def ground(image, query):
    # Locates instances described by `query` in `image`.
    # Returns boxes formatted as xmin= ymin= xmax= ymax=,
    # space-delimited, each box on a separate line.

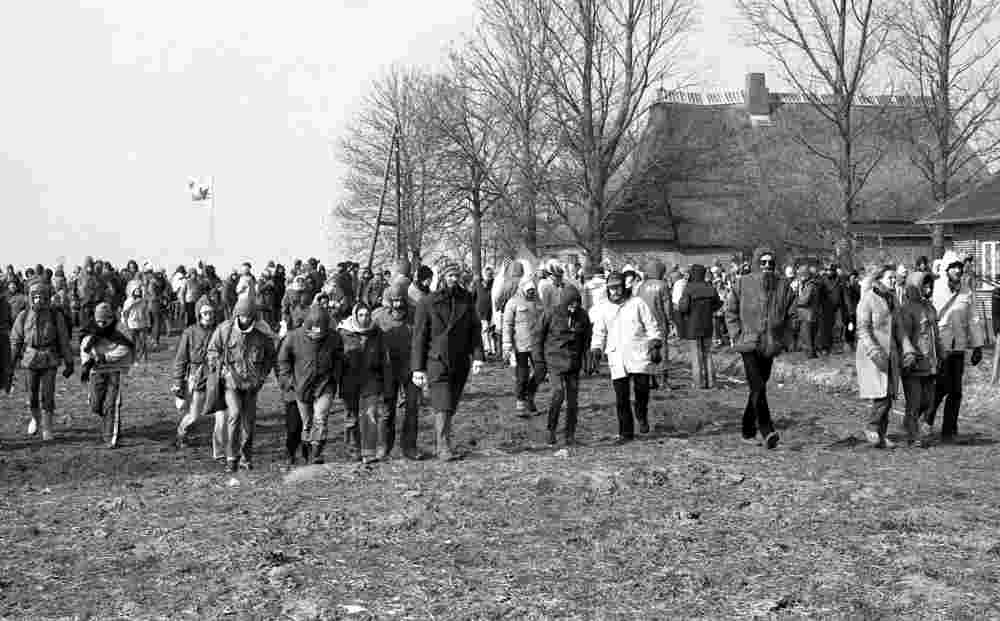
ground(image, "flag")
xmin=187 ymin=177 xmax=213 ymax=203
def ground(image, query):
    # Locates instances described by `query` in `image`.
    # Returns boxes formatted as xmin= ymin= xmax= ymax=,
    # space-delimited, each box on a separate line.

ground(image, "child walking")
xmin=121 ymin=280 xmax=151 ymax=363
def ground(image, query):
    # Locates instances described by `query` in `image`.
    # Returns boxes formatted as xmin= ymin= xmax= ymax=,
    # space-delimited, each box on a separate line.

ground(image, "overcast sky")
xmin=1 ymin=1 xmax=773 ymax=271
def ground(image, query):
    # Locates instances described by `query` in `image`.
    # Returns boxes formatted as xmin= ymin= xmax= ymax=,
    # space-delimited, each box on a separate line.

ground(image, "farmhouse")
xmin=541 ymin=73 xmax=963 ymax=269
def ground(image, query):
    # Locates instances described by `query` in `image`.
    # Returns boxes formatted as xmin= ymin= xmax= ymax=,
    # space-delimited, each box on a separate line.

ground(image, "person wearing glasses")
xmin=724 ymin=246 xmax=796 ymax=449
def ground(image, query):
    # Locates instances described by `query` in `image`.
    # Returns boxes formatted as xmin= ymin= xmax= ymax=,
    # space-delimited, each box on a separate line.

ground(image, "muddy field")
xmin=2 ymin=337 xmax=999 ymax=619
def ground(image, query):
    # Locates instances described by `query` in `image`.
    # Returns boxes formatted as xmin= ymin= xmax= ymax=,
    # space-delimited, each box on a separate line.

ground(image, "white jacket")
xmin=590 ymin=296 xmax=663 ymax=380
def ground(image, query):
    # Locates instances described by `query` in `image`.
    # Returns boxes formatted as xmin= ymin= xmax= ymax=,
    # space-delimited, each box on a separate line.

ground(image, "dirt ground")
xmin=2 ymin=337 xmax=1000 ymax=620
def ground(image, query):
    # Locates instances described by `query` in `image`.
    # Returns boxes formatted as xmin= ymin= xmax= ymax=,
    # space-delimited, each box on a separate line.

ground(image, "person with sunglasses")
xmin=724 ymin=246 xmax=796 ymax=449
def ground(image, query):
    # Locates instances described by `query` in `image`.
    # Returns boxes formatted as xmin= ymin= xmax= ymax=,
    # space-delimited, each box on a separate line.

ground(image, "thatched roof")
xmin=916 ymin=174 xmax=1000 ymax=225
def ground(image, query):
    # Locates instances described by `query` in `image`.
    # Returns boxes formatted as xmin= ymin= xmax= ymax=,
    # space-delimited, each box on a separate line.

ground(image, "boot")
xmin=311 ymin=441 xmax=325 ymax=464
xmin=301 ymin=442 xmax=311 ymax=463
xmin=546 ymin=429 xmax=557 ymax=446
xmin=565 ymin=407 xmax=578 ymax=446
xmin=344 ymin=428 xmax=360 ymax=461
xmin=41 ymin=411 xmax=54 ymax=442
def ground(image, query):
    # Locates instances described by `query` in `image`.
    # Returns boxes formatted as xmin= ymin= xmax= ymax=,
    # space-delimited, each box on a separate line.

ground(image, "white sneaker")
xmin=27 ymin=417 xmax=37 ymax=436
xmin=864 ymin=430 xmax=881 ymax=446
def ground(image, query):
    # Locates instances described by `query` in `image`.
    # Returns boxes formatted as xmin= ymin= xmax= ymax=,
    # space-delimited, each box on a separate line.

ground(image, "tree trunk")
xmin=470 ymin=186 xmax=483 ymax=278
xmin=932 ymin=223 xmax=945 ymax=259
xmin=519 ymin=125 xmax=537 ymax=255
xmin=585 ymin=193 xmax=603 ymax=270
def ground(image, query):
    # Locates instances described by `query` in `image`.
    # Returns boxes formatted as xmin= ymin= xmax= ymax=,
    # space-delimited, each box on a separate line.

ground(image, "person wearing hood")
xmin=678 ymin=264 xmax=723 ymax=389
xmin=373 ymin=276 xmax=421 ymax=459
xmin=172 ymin=298 xmax=227 ymax=456
xmin=724 ymin=246 xmax=796 ymax=450
xmin=636 ymin=260 xmax=673 ymax=389
xmin=79 ymin=302 xmax=135 ymax=447
xmin=281 ymin=277 xmax=312 ymax=336
xmin=533 ymin=285 xmax=590 ymax=446
xmin=10 ymin=281 xmax=74 ymax=440
xmin=339 ymin=302 xmax=389 ymax=463
xmin=927 ymin=258 xmax=984 ymax=442
xmin=539 ymin=260 xmax=571 ymax=310
xmin=590 ymin=271 xmax=663 ymax=443
xmin=121 ymin=280 xmax=152 ymax=363
xmin=76 ymin=256 xmax=102 ymax=328
xmin=278 ymin=305 xmax=343 ymax=465
xmin=897 ymin=271 xmax=942 ymax=445
xmin=856 ymin=265 xmax=904 ymax=448
xmin=411 ymin=260 xmax=486 ymax=461
xmin=503 ymin=276 xmax=545 ymax=415
xmin=206 ymin=296 xmax=277 ymax=472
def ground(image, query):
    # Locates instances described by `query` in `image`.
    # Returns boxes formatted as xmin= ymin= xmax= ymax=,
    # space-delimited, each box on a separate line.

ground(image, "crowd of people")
xmin=0 ymin=246 xmax=992 ymax=472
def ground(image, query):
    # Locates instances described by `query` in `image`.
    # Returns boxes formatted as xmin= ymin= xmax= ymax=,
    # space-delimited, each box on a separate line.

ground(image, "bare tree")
xmin=530 ymin=0 xmax=698 ymax=267
xmin=737 ymin=0 xmax=894 ymax=265
xmin=334 ymin=66 xmax=466 ymax=269
xmin=891 ymin=0 xmax=1000 ymax=256
xmin=423 ymin=56 xmax=512 ymax=276
xmin=464 ymin=0 xmax=563 ymax=255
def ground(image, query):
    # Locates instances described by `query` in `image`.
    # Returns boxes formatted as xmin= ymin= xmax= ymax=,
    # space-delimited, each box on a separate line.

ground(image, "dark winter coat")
xmin=372 ymin=304 xmax=413 ymax=376
xmin=411 ymin=285 xmax=484 ymax=382
xmin=206 ymin=319 xmax=276 ymax=392
xmin=339 ymin=314 xmax=387 ymax=399
xmin=172 ymin=323 xmax=215 ymax=391
xmin=724 ymin=247 xmax=796 ymax=357
xmin=897 ymin=272 xmax=941 ymax=377
xmin=475 ymin=279 xmax=494 ymax=322
xmin=532 ymin=290 xmax=591 ymax=375
xmin=677 ymin=264 xmax=722 ymax=339
xmin=277 ymin=327 xmax=343 ymax=402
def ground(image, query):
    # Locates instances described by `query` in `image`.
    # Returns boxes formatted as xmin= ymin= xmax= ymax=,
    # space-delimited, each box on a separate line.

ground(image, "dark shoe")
xmin=239 ymin=460 xmax=253 ymax=471
xmin=764 ymin=431 xmax=780 ymax=450
xmin=613 ymin=435 xmax=634 ymax=446
xmin=546 ymin=430 xmax=557 ymax=446
xmin=286 ymin=454 xmax=298 ymax=466
xmin=402 ymin=450 xmax=424 ymax=461
xmin=226 ymin=459 xmax=238 ymax=473
xmin=301 ymin=443 xmax=311 ymax=463
xmin=564 ymin=433 xmax=577 ymax=446
xmin=175 ymin=434 xmax=189 ymax=450
xmin=311 ymin=441 xmax=325 ymax=465
xmin=638 ymin=419 xmax=650 ymax=434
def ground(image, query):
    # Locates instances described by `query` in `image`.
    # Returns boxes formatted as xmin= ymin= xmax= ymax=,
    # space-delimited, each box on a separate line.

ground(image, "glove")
xmin=648 ymin=340 xmax=663 ymax=365
xmin=971 ymin=347 xmax=983 ymax=366
xmin=412 ymin=371 xmax=427 ymax=388
xmin=62 ymin=362 xmax=74 ymax=379
xmin=901 ymin=352 xmax=918 ymax=372
xmin=472 ymin=360 xmax=484 ymax=375
xmin=170 ymin=384 xmax=185 ymax=399
xmin=870 ymin=349 xmax=889 ymax=373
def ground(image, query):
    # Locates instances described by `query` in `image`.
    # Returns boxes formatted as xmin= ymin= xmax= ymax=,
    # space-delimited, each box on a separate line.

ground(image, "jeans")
xmin=225 ymin=388 xmax=259 ymax=465
xmin=689 ymin=338 xmax=715 ymax=389
xmin=297 ymin=390 xmax=335 ymax=444
xmin=383 ymin=368 xmax=421 ymax=456
xmin=177 ymin=385 xmax=228 ymax=459
xmin=90 ymin=371 xmax=123 ymax=445
xmin=901 ymin=375 xmax=935 ymax=439
xmin=740 ymin=351 xmax=775 ymax=439
xmin=931 ymin=352 xmax=965 ymax=437
xmin=547 ymin=373 xmax=580 ymax=435
xmin=612 ymin=373 xmax=650 ymax=438
xmin=798 ymin=320 xmax=817 ymax=355
xmin=27 ymin=367 xmax=57 ymax=412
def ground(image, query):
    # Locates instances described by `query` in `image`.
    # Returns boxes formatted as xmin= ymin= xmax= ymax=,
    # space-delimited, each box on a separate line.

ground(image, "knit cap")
xmin=439 ymin=261 xmax=461 ymax=278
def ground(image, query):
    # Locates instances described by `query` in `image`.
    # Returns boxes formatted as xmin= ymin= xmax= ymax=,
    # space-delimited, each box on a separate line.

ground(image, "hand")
xmin=412 ymin=371 xmax=427 ymax=388
xmin=472 ymin=360 xmax=484 ymax=375
xmin=62 ymin=363 xmax=74 ymax=379
xmin=901 ymin=352 xmax=917 ymax=372
xmin=170 ymin=384 xmax=185 ymax=399
xmin=971 ymin=347 xmax=983 ymax=366
xmin=649 ymin=344 xmax=663 ymax=365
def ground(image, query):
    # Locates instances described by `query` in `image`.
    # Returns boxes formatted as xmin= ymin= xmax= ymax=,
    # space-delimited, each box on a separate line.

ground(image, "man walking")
xmin=411 ymin=260 xmax=485 ymax=461
xmin=724 ymin=246 xmax=796 ymax=449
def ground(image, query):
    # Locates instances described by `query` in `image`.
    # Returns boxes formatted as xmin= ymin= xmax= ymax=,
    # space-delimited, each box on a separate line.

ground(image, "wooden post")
xmin=367 ymin=125 xmax=399 ymax=275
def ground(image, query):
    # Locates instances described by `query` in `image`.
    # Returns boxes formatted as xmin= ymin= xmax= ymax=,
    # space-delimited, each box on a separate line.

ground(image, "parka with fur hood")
xmin=896 ymin=271 xmax=941 ymax=376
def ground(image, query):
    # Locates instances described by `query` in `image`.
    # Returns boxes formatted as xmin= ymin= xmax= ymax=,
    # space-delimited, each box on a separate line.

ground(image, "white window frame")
xmin=982 ymin=241 xmax=997 ymax=279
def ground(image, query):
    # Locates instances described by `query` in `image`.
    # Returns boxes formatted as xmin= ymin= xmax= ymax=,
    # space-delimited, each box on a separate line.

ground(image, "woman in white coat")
xmin=855 ymin=265 xmax=903 ymax=448
xmin=590 ymin=272 xmax=664 ymax=443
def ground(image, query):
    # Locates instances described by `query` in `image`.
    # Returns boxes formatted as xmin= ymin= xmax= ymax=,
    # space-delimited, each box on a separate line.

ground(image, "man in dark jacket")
xmin=817 ymin=264 xmax=845 ymax=355
xmin=635 ymin=259 xmax=673 ymax=389
xmin=373 ymin=277 xmax=421 ymax=459
xmin=411 ymin=260 xmax=485 ymax=461
xmin=533 ymin=286 xmax=590 ymax=446
xmin=724 ymin=246 xmax=796 ymax=449
xmin=795 ymin=265 xmax=819 ymax=357
xmin=678 ymin=264 xmax=722 ymax=389
xmin=172 ymin=298 xmax=225 ymax=455
xmin=475 ymin=267 xmax=496 ymax=359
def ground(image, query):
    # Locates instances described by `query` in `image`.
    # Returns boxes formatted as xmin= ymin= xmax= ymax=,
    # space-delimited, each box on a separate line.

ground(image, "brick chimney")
xmin=745 ymin=72 xmax=769 ymax=116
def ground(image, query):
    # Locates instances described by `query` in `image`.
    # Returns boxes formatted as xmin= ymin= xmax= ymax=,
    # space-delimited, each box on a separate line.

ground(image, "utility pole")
xmin=367 ymin=124 xmax=400 ymax=274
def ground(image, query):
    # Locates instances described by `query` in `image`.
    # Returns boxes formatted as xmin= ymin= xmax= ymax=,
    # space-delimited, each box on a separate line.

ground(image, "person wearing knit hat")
xmin=372 ymin=276 xmax=421 ymax=459
xmin=590 ymin=270 xmax=664 ymax=443
xmin=534 ymin=284 xmax=590 ymax=446
xmin=278 ymin=305 xmax=343 ymax=465
xmin=78 ymin=302 xmax=135 ymax=448
xmin=10 ymin=279 xmax=74 ymax=441
xmin=206 ymin=293 xmax=277 ymax=472
xmin=411 ymin=259 xmax=486 ymax=461
xmin=171 ymin=297 xmax=228 ymax=456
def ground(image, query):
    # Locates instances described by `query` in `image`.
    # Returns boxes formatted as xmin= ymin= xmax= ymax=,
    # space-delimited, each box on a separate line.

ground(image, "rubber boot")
xmin=311 ymin=441 xmax=325 ymax=465
xmin=301 ymin=442 xmax=311 ymax=464
xmin=41 ymin=410 xmax=54 ymax=442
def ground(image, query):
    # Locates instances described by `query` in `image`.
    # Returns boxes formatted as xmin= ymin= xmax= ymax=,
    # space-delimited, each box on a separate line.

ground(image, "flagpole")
xmin=209 ymin=175 xmax=216 ymax=256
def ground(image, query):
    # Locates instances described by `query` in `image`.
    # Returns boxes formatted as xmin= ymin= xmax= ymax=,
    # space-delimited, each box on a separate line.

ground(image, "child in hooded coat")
xmin=338 ymin=303 xmax=389 ymax=463
xmin=172 ymin=297 xmax=227 ymax=457
xmin=277 ymin=305 xmax=343 ymax=465
xmin=533 ymin=285 xmax=590 ymax=446
xmin=80 ymin=302 xmax=135 ymax=448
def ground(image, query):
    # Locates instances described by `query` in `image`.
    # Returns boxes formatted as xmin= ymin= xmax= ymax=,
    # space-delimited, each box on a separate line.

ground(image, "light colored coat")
xmin=855 ymin=282 xmax=901 ymax=400
xmin=934 ymin=285 xmax=984 ymax=354
xmin=502 ymin=291 xmax=543 ymax=354
xmin=590 ymin=296 xmax=663 ymax=380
